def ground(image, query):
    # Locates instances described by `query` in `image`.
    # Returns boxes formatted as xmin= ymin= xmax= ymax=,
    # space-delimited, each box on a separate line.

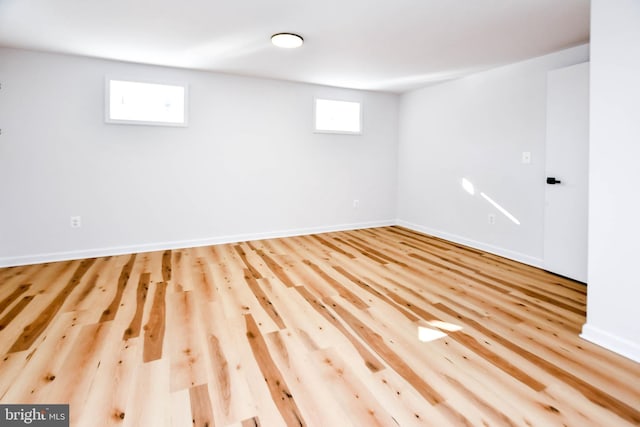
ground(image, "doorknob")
xmin=546 ymin=177 xmax=562 ymax=185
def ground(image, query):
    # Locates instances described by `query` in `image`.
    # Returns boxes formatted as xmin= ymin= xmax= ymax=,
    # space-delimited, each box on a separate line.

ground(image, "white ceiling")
xmin=0 ymin=0 xmax=590 ymax=93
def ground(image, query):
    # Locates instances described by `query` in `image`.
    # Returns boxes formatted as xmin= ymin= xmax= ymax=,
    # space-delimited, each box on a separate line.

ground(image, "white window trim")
xmin=105 ymin=77 xmax=189 ymax=127
xmin=313 ymin=97 xmax=363 ymax=135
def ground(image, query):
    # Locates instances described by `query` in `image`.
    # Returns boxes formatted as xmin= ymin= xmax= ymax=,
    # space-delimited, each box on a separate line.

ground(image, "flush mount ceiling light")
xmin=271 ymin=33 xmax=304 ymax=49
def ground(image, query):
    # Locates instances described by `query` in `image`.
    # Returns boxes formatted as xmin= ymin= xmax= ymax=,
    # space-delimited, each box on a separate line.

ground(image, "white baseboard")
xmin=0 ymin=219 xmax=545 ymax=271
xmin=396 ymin=220 xmax=544 ymax=268
xmin=580 ymin=324 xmax=640 ymax=363
xmin=0 ymin=219 xmax=395 ymax=267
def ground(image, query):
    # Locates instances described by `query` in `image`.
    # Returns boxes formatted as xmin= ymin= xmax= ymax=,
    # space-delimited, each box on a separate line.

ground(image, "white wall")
xmin=397 ymin=45 xmax=589 ymax=266
xmin=581 ymin=0 xmax=640 ymax=362
xmin=0 ymin=48 xmax=398 ymax=266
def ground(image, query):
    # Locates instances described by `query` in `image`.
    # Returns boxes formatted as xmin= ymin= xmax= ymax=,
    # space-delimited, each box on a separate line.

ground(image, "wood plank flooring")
xmin=0 ymin=226 xmax=639 ymax=426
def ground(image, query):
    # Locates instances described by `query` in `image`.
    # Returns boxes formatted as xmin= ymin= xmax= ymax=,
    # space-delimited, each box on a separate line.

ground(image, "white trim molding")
xmin=581 ymin=323 xmax=640 ymax=363
xmin=0 ymin=220 xmax=395 ymax=268
xmin=396 ymin=220 xmax=544 ymax=269
xmin=0 ymin=219 xmax=547 ymax=271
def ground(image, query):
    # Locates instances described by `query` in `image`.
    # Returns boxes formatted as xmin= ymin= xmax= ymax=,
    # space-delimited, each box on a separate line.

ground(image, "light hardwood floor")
xmin=0 ymin=226 xmax=638 ymax=426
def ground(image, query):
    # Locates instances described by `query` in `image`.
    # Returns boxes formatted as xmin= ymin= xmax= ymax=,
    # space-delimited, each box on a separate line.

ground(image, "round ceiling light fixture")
xmin=271 ymin=33 xmax=304 ymax=49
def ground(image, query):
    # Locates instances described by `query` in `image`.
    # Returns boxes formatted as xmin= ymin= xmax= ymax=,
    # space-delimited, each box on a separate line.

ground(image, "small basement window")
xmin=314 ymin=98 xmax=362 ymax=134
xmin=106 ymin=79 xmax=188 ymax=126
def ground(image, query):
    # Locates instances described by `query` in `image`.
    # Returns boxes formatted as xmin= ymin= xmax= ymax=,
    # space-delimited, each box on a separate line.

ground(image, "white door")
xmin=543 ymin=62 xmax=589 ymax=283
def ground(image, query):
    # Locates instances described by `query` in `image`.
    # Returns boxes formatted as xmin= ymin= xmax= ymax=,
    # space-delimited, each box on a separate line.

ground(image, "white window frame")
xmin=105 ymin=77 xmax=189 ymax=127
xmin=313 ymin=98 xmax=362 ymax=135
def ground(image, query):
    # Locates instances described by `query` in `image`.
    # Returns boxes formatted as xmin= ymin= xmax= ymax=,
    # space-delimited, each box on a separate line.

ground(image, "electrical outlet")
xmin=353 ymin=199 xmax=360 ymax=209
xmin=70 ymin=216 xmax=82 ymax=228
xmin=488 ymin=214 xmax=496 ymax=225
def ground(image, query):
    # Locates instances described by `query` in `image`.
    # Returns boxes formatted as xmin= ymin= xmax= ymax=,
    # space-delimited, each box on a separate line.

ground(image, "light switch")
xmin=522 ymin=151 xmax=531 ymax=164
